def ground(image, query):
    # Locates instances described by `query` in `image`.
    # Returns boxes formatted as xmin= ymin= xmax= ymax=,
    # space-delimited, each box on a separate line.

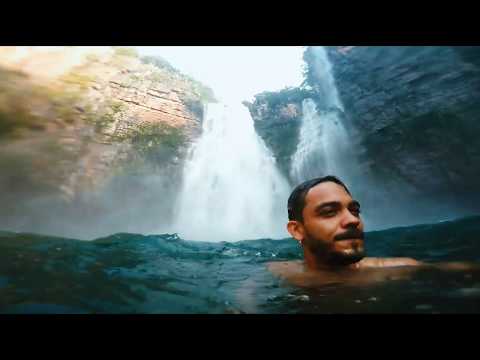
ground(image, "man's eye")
xmin=322 ymin=210 xmax=337 ymax=217
xmin=350 ymin=209 xmax=361 ymax=216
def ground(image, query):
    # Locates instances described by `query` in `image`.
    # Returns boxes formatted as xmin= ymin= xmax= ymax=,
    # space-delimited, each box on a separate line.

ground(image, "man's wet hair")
xmin=287 ymin=175 xmax=351 ymax=222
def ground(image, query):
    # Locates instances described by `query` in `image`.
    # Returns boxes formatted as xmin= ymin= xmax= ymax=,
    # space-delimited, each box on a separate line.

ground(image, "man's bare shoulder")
xmin=267 ymin=257 xmax=422 ymax=274
xmin=267 ymin=260 xmax=327 ymax=287
xmin=267 ymin=260 xmax=304 ymax=277
xmin=357 ymin=257 xmax=422 ymax=268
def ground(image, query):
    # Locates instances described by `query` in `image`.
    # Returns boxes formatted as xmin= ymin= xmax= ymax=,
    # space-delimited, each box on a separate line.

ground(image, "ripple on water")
xmin=0 ymin=276 xmax=9 ymax=288
xmin=1 ymin=303 xmax=89 ymax=314
xmin=456 ymin=286 xmax=480 ymax=297
xmin=1 ymin=214 xmax=480 ymax=313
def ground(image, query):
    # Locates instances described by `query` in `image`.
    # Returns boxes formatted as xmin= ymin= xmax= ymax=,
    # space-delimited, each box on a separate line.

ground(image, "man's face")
xmin=297 ymin=182 xmax=365 ymax=266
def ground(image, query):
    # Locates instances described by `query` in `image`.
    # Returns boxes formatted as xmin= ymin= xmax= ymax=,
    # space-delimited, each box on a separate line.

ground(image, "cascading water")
xmin=290 ymin=46 xmax=353 ymax=184
xmin=174 ymin=102 xmax=290 ymax=242
xmin=308 ymin=47 xmax=344 ymax=112
xmin=290 ymin=99 xmax=351 ymax=183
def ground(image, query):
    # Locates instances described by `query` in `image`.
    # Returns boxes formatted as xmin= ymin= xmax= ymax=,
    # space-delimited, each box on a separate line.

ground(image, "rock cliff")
xmin=322 ymin=46 xmax=480 ymax=202
xmin=0 ymin=47 xmax=213 ymax=238
xmin=248 ymin=46 xmax=480 ymax=228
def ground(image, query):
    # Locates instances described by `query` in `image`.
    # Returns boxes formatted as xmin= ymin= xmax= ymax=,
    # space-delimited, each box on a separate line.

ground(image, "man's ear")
xmin=287 ymin=221 xmax=305 ymax=245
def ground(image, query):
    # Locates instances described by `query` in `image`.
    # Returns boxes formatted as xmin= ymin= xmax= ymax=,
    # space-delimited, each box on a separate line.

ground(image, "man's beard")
xmin=325 ymin=248 xmax=365 ymax=266
xmin=304 ymin=228 xmax=366 ymax=267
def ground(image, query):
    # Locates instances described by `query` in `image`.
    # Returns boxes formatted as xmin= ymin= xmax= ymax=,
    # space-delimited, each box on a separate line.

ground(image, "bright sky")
xmin=134 ymin=46 xmax=305 ymax=103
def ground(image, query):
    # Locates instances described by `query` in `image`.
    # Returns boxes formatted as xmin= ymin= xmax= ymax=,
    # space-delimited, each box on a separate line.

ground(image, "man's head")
xmin=287 ymin=176 xmax=365 ymax=267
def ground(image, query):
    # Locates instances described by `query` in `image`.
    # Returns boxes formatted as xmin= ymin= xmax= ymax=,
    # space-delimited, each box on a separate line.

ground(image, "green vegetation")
xmin=186 ymin=75 xmax=216 ymax=103
xmin=113 ymin=47 xmax=139 ymax=58
xmin=110 ymin=100 xmax=126 ymax=114
xmin=141 ymin=55 xmax=178 ymax=73
xmin=60 ymin=71 xmax=96 ymax=91
xmin=0 ymin=69 xmax=72 ymax=137
xmin=0 ymin=106 xmax=43 ymax=138
xmin=141 ymin=55 xmax=216 ymax=103
xmin=86 ymin=53 xmax=101 ymax=63
xmin=0 ymin=66 xmax=104 ymax=139
xmin=253 ymin=86 xmax=312 ymax=109
xmin=145 ymin=71 xmax=167 ymax=84
xmin=128 ymin=73 xmax=142 ymax=83
xmin=49 ymin=86 xmax=89 ymax=125
xmin=115 ymin=122 xmax=187 ymax=169
xmin=90 ymin=100 xmax=126 ymax=133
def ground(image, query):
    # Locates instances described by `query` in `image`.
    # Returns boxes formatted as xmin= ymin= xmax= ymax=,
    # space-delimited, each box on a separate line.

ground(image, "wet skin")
xmin=267 ymin=259 xmax=480 ymax=289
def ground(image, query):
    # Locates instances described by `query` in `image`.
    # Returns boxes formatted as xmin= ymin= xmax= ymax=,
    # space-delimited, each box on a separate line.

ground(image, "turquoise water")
xmin=1 ymin=215 xmax=480 ymax=314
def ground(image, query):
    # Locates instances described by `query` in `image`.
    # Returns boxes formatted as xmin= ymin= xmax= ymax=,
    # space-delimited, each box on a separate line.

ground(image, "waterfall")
xmin=290 ymin=46 xmax=353 ymax=184
xmin=290 ymin=99 xmax=351 ymax=182
xmin=174 ymin=102 xmax=290 ymax=242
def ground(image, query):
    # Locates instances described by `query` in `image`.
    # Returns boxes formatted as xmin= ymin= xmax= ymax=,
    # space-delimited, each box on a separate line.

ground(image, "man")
xmin=268 ymin=175 xmax=477 ymax=287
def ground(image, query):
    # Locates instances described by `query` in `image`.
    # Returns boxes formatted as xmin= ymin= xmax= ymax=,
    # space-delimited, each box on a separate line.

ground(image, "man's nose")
xmin=341 ymin=209 xmax=361 ymax=228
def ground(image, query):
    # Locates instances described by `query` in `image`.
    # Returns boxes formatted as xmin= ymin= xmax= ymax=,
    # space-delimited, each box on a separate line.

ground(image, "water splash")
xmin=174 ymin=102 xmax=290 ymax=242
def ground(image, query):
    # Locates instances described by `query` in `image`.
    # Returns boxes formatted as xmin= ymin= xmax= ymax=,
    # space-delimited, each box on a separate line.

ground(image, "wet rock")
xmin=325 ymin=46 xmax=480 ymax=209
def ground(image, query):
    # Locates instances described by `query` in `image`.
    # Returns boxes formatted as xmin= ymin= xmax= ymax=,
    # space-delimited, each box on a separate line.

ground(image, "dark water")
xmin=1 ymin=215 xmax=480 ymax=314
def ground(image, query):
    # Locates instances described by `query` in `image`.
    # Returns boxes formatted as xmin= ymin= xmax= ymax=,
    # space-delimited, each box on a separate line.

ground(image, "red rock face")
xmin=0 ymin=47 xmax=206 ymax=197
xmin=0 ymin=47 xmax=210 ymax=237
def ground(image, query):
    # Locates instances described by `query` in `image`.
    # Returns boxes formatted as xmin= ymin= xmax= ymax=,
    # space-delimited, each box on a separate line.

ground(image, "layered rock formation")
xmin=244 ymin=87 xmax=312 ymax=176
xmin=0 ymin=47 xmax=213 ymax=238
xmin=322 ymin=46 xmax=480 ymax=201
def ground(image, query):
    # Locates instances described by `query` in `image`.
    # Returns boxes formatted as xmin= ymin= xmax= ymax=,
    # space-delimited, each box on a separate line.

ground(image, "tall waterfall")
xmin=174 ymin=102 xmax=290 ymax=242
xmin=290 ymin=46 xmax=353 ymax=184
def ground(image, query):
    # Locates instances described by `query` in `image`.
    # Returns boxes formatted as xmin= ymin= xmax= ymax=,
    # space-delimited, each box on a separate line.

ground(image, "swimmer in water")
xmin=268 ymin=176 xmax=480 ymax=288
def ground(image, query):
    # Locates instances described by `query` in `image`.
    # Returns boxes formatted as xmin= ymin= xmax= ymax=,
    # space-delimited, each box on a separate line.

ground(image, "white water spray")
xmin=174 ymin=102 xmax=290 ymax=242
xmin=308 ymin=46 xmax=344 ymax=111
xmin=290 ymin=47 xmax=352 ymax=184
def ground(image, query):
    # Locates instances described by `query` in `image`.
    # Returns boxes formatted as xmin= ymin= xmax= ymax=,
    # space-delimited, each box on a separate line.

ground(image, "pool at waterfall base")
xmin=1 ymin=215 xmax=480 ymax=314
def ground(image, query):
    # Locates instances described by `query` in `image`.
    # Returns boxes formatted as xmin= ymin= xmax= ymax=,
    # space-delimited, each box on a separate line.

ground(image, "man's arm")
xmin=377 ymin=257 xmax=480 ymax=271
xmin=424 ymin=261 xmax=480 ymax=272
xmin=361 ymin=257 xmax=423 ymax=268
